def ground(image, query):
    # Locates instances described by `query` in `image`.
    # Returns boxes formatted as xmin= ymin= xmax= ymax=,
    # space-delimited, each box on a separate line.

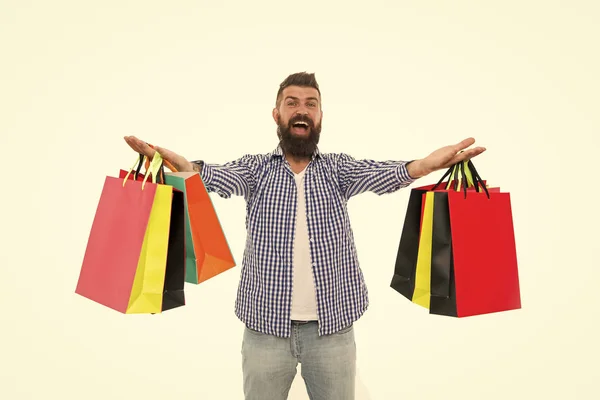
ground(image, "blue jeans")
xmin=241 ymin=321 xmax=356 ymax=400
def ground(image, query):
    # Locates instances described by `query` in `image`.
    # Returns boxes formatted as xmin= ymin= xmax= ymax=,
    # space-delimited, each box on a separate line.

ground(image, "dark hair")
xmin=275 ymin=72 xmax=321 ymax=108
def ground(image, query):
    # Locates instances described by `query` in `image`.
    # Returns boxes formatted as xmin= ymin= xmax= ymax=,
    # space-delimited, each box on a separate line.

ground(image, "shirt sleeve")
xmin=334 ymin=153 xmax=417 ymax=199
xmin=195 ymin=154 xmax=259 ymax=200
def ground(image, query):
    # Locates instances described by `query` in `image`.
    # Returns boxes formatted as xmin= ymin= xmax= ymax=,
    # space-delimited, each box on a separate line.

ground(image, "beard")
xmin=277 ymin=114 xmax=321 ymax=158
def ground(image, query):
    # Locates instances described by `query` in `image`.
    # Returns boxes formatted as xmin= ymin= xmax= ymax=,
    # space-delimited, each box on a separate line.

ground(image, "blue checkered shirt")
xmin=198 ymin=145 xmax=415 ymax=337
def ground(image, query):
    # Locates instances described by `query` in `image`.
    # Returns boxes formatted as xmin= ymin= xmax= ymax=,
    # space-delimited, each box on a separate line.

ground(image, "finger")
xmin=153 ymin=150 xmax=178 ymax=171
xmin=124 ymin=136 xmax=155 ymax=158
xmin=454 ymin=146 xmax=486 ymax=162
xmin=124 ymin=136 xmax=144 ymax=153
xmin=441 ymin=147 xmax=485 ymax=168
xmin=124 ymin=136 xmax=143 ymax=154
xmin=154 ymin=146 xmax=175 ymax=161
xmin=153 ymin=146 xmax=183 ymax=171
xmin=452 ymin=137 xmax=476 ymax=152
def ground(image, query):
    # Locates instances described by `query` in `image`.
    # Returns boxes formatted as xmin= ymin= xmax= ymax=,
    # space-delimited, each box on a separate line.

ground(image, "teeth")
xmin=294 ymin=121 xmax=309 ymax=126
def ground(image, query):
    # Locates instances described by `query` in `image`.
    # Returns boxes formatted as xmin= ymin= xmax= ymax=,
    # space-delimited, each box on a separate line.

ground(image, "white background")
xmin=1 ymin=1 xmax=598 ymax=399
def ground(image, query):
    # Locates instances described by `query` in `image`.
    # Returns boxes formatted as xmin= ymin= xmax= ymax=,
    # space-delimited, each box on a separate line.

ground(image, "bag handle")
xmin=443 ymin=159 xmax=474 ymax=191
xmin=466 ymin=159 xmax=490 ymax=198
xmin=143 ymin=143 xmax=178 ymax=173
xmin=431 ymin=157 xmax=490 ymax=199
xmin=142 ymin=151 xmax=166 ymax=189
xmin=133 ymin=153 xmax=144 ymax=180
xmin=122 ymin=154 xmax=146 ymax=186
xmin=122 ymin=152 xmax=166 ymax=189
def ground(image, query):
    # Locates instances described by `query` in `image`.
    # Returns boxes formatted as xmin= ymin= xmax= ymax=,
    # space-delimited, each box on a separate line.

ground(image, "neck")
xmin=285 ymin=153 xmax=310 ymax=173
xmin=285 ymin=153 xmax=310 ymax=163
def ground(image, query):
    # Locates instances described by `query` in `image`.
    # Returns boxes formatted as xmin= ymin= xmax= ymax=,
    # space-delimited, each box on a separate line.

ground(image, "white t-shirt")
xmin=290 ymin=167 xmax=318 ymax=321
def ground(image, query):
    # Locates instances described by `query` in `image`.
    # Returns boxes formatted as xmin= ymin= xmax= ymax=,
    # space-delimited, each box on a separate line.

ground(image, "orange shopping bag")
xmin=164 ymin=171 xmax=236 ymax=284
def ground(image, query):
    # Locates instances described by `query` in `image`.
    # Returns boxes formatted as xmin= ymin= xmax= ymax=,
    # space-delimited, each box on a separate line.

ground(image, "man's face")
xmin=273 ymin=85 xmax=323 ymax=158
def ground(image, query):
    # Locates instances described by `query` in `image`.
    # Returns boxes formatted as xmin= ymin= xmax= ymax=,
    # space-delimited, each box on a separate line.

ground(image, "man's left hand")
xmin=406 ymin=137 xmax=486 ymax=179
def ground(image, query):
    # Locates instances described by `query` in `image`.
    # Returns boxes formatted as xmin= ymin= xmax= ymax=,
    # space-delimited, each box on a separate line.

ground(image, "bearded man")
xmin=124 ymin=72 xmax=485 ymax=400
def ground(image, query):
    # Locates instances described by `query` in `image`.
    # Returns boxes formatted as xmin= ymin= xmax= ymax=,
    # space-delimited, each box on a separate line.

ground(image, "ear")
xmin=272 ymin=108 xmax=279 ymax=124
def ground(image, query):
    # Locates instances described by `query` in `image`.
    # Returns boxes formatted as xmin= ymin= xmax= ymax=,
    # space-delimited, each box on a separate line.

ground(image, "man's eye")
xmin=308 ymin=103 xmax=316 ymax=107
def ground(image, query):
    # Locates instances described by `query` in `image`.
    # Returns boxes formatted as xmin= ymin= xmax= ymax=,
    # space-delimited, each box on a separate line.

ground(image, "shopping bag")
xmin=391 ymin=159 xmax=520 ymax=317
xmin=391 ymin=160 xmax=471 ymax=301
xmin=164 ymin=172 xmax=236 ymax=284
xmin=428 ymin=163 xmax=521 ymax=317
xmin=160 ymin=188 xmax=186 ymax=311
xmin=409 ymin=191 xmax=435 ymax=308
xmin=76 ymin=153 xmax=186 ymax=313
xmin=119 ymin=154 xmax=187 ymax=310
xmin=390 ymin=184 xmax=432 ymax=300
xmin=406 ymin=163 xmax=487 ymax=308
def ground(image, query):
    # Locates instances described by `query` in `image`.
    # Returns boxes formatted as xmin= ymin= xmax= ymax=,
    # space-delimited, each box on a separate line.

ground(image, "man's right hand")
xmin=124 ymin=135 xmax=196 ymax=172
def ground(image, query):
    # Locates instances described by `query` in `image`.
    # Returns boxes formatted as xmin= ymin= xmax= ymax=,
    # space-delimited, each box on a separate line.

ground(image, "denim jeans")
xmin=241 ymin=321 xmax=356 ymax=400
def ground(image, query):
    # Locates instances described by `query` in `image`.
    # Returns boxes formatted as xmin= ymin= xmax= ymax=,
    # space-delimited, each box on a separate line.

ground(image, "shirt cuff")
xmin=397 ymin=161 xmax=417 ymax=184
xmin=192 ymin=160 xmax=212 ymax=185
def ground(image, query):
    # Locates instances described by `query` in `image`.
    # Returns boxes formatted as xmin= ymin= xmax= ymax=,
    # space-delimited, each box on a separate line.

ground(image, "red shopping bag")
xmin=430 ymin=160 xmax=521 ymax=317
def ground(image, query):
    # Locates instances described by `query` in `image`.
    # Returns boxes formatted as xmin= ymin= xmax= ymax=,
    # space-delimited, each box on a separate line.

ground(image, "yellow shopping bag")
xmin=412 ymin=191 xmax=434 ymax=308
xmin=124 ymin=153 xmax=174 ymax=313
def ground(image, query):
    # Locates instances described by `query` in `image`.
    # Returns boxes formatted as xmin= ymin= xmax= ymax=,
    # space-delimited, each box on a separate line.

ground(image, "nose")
xmin=296 ymin=110 xmax=308 ymax=115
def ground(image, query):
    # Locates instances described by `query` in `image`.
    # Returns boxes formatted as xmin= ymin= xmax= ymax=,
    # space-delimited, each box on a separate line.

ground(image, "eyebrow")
xmin=285 ymin=96 xmax=319 ymax=103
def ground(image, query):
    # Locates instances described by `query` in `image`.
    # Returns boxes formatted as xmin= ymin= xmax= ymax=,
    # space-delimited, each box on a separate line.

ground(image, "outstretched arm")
xmin=336 ymin=155 xmax=415 ymax=199
xmin=337 ymin=137 xmax=486 ymax=199
xmin=123 ymin=135 xmax=257 ymax=200
xmin=191 ymin=156 xmax=258 ymax=200
xmin=404 ymin=137 xmax=486 ymax=179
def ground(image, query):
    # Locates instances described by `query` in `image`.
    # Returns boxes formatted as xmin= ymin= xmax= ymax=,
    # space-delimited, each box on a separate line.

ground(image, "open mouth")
xmin=291 ymin=120 xmax=310 ymax=134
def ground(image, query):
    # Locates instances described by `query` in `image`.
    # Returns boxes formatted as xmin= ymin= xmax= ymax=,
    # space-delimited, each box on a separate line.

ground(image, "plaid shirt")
xmin=198 ymin=145 xmax=415 ymax=337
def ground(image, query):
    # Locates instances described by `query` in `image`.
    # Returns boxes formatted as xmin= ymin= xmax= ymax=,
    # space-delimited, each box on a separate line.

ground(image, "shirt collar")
xmin=271 ymin=144 xmax=322 ymax=160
